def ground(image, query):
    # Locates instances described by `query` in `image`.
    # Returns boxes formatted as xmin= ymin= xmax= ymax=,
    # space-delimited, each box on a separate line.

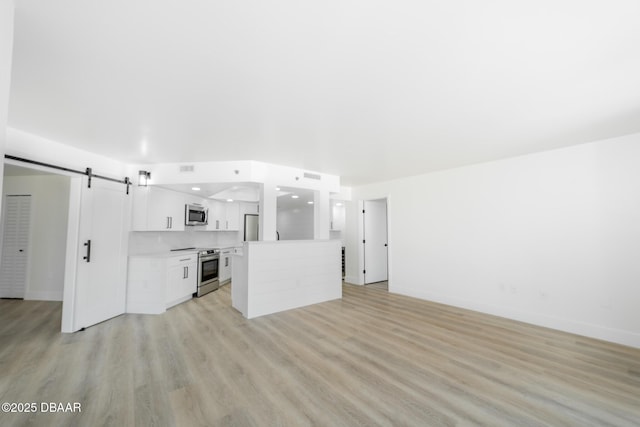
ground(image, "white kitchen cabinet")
xmin=206 ymin=200 xmax=240 ymax=231
xmin=166 ymin=254 xmax=198 ymax=308
xmin=132 ymin=186 xmax=187 ymax=231
xmin=148 ymin=188 xmax=186 ymax=231
xmin=225 ymin=202 xmax=240 ymax=231
xmin=126 ymin=252 xmax=198 ymax=314
xmin=219 ymin=249 xmax=233 ymax=285
xmin=206 ymin=199 xmax=225 ymax=230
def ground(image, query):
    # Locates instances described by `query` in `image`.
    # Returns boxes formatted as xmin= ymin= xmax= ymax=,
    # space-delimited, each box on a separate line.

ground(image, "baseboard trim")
xmin=393 ymin=286 xmax=640 ymax=350
xmin=344 ymin=276 xmax=362 ymax=285
xmin=0 ymin=286 xmax=17 ymax=298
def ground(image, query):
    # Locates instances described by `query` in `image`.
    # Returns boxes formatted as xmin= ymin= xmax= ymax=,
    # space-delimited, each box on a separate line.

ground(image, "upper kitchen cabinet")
xmin=206 ymin=200 xmax=240 ymax=231
xmin=225 ymin=202 xmax=240 ymax=230
xmin=206 ymin=199 xmax=224 ymax=230
xmin=132 ymin=186 xmax=188 ymax=231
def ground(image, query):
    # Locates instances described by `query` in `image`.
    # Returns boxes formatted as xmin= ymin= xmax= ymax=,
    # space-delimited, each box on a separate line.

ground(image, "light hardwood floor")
xmin=1 ymin=283 xmax=640 ymax=426
xmin=365 ymin=281 xmax=388 ymax=291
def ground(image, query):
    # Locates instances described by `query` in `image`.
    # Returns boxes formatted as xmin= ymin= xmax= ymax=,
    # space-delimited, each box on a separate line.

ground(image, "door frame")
xmin=351 ymin=197 xmax=392 ymax=288
xmin=61 ymin=176 xmax=82 ymax=332
xmin=363 ymin=198 xmax=389 ymax=285
xmin=4 ymin=160 xmax=93 ymax=332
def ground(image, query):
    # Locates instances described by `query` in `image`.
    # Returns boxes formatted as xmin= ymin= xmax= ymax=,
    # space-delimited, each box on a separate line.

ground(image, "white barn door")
xmin=74 ymin=178 xmax=130 ymax=329
xmin=0 ymin=195 xmax=32 ymax=298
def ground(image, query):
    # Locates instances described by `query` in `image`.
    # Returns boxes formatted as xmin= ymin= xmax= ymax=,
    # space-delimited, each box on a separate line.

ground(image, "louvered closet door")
xmin=0 ymin=195 xmax=32 ymax=298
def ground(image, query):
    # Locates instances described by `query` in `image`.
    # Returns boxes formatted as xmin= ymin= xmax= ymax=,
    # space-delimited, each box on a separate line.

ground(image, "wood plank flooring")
xmin=1 ymin=283 xmax=640 ymax=426
xmin=364 ymin=281 xmax=388 ymax=291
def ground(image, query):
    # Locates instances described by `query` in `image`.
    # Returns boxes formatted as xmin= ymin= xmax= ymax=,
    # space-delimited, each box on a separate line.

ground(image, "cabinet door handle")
xmin=83 ymin=240 xmax=91 ymax=263
xmin=170 ymin=217 xmax=173 ymax=229
xmin=166 ymin=217 xmax=170 ymax=229
xmin=183 ymin=266 xmax=187 ymax=279
xmin=226 ymin=220 xmax=229 ymax=229
xmin=216 ymin=220 xmax=219 ymax=230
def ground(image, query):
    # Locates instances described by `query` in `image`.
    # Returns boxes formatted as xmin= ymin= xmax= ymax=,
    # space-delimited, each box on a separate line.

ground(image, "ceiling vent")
xmin=303 ymin=172 xmax=321 ymax=180
xmin=179 ymin=165 xmax=194 ymax=173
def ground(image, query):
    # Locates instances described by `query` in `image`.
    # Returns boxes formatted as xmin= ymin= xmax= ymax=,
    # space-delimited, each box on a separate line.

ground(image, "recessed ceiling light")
xmin=275 ymin=187 xmax=281 ymax=191
xmin=336 ymin=202 xmax=343 ymax=206
xmin=226 ymin=198 xmax=234 ymax=202
xmin=192 ymin=187 xmax=201 ymax=191
xmin=307 ymin=201 xmax=314 ymax=205
xmin=291 ymin=195 xmax=299 ymax=199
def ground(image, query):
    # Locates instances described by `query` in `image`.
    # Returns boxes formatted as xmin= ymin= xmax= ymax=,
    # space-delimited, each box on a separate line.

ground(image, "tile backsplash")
xmin=129 ymin=230 xmax=241 ymax=255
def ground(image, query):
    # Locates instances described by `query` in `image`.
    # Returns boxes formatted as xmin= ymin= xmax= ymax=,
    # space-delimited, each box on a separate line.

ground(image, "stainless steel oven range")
xmin=197 ymin=248 xmax=220 ymax=297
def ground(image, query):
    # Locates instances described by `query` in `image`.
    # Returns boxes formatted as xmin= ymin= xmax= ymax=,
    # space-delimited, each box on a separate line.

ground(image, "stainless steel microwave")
xmin=185 ymin=204 xmax=208 ymax=226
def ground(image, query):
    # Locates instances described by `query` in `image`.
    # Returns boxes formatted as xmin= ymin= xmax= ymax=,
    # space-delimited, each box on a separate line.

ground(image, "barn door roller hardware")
xmin=4 ymin=155 xmax=131 ymax=193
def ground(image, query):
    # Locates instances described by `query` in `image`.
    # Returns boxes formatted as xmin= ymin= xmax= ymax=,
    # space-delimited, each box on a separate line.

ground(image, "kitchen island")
xmin=231 ymin=240 xmax=342 ymax=319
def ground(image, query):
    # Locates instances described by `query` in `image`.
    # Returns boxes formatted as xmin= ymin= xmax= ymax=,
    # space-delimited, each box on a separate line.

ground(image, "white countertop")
xmin=129 ymin=246 xmax=242 ymax=259
xmin=129 ymin=249 xmax=200 ymax=259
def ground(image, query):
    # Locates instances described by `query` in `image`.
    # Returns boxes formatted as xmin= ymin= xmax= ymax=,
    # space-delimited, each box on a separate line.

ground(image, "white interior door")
xmin=74 ymin=178 xmax=130 ymax=329
xmin=363 ymin=199 xmax=388 ymax=284
xmin=0 ymin=195 xmax=32 ymax=298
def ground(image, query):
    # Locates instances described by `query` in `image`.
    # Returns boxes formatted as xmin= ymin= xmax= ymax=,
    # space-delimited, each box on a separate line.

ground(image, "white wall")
xmin=1 ymin=174 xmax=70 ymax=300
xmin=331 ymin=204 xmax=345 ymax=231
xmin=347 ymin=133 xmax=640 ymax=348
xmin=344 ymin=199 xmax=363 ymax=285
xmin=0 ymin=1 xmax=16 ymax=212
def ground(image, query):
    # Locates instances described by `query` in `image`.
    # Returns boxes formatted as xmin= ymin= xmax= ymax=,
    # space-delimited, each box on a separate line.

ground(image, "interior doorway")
xmin=0 ymin=165 xmax=70 ymax=302
xmin=363 ymin=198 xmax=388 ymax=286
xmin=0 ymin=195 xmax=32 ymax=298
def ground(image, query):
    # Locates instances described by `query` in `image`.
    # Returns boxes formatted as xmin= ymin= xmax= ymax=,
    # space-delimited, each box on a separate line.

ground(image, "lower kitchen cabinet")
xmin=166 ymin=254 xmax=198 ymax=308
xmin=219 ymin=249 xmax=233 ymax=285
xmin=127 ymin=253 xmax=198 ymax=314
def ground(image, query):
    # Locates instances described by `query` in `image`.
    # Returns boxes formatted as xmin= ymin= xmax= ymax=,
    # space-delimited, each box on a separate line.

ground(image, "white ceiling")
xmin=8 ymin=0 xmax=640 ymax=186
xmin=277 ymin=187 xmax=315 ymax=211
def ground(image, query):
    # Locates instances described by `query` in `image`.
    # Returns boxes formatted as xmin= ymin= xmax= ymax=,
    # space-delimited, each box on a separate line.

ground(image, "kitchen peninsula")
xmin=232 ymin=240 xmax=342 ymax=319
